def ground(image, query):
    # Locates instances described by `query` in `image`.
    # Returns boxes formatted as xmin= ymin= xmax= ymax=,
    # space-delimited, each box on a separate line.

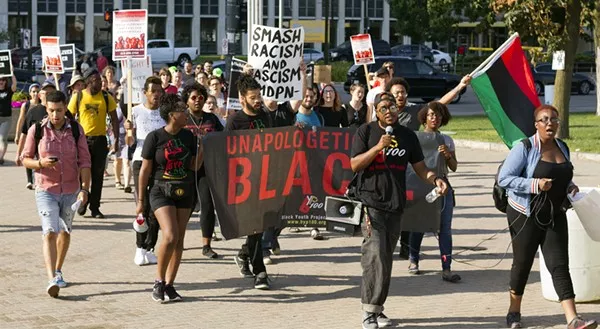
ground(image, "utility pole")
xmin=324 ymin=0 xmax=330 ymax=64
xmin=27 ymin=0 xmax=33 ymax=72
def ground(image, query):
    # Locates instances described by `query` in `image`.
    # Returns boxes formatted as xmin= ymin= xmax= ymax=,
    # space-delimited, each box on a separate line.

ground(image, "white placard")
xmin=552 ymin=51 xmax=565 ymax=71
xmin=121 ymin=56 xmax=153 ymax=104
xmin=112 ymin=9 xmax=148 ymax=60
xmin=350 ymin=34 xmax=375 ymax=66
xmin=40 ymin=36 xmax=64 ymax=74
xmin=227 ymin=57 xmax=246 ymax=111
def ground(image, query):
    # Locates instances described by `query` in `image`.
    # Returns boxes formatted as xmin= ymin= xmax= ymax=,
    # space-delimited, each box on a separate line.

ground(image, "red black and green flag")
xmin=471 ymin=33 xmax=540 ymax=148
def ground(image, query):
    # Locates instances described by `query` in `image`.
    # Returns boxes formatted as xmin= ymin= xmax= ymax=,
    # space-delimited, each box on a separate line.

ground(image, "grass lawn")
xmin=443 ymin=113 xmax=600 ymax=153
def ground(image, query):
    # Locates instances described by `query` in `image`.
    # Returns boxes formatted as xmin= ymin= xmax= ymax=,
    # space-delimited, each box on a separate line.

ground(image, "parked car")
xmin=391 ymin=44 xmax=434 ymax=63
xmin=20 ymin=47 xmax=84 ymax=71
xmin=431 ymin=49 xmax=453 ymax=66
xmin=343 ymin=56 xmax=466 ymax=103
xmin=147 ymin=39 xmax=199 ymax=67
xmin=532 ymin=63 xmax=596 ymax=95
xmin=329 ymin=40 xmax=391 ymax=62
xmin=303 ymin=48 xmax=324 ymax=63
xmin=10 ymin=47 xmax=41 ymax=68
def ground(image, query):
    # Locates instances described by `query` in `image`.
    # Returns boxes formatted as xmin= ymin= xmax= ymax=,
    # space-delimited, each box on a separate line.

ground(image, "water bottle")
xmin=425 ymin=187 xmax=441 ymax=203
xmin=71 ymin=199 xmax=82 ymax=212
xmin=133 ymin=213 xmax=149 ymax=233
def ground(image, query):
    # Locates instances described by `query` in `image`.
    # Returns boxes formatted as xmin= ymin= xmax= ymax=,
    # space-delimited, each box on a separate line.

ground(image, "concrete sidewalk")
xmin=0 ymin=143 xmax=599 ymax=329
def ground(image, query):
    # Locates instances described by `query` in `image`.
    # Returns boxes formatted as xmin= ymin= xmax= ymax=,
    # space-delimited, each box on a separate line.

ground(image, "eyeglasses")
xmin=392 ymin=91 xmax=407 ymax=97
xmin=536 ymin=117 xmax=560 ymax=125
xmin=427 ymin=112 xmax=440 ymax=118
xmin=377 ymin=106 xmax=399 ymax=114
xmin=190 ymin=95 xmax=204 ymax=102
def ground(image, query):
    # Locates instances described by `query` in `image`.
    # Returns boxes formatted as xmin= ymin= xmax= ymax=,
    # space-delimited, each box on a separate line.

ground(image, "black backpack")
xmin=493 ymin=138 xmax=532 ymax=213
xmin=34 ymin=118 xmax=81 ymax=158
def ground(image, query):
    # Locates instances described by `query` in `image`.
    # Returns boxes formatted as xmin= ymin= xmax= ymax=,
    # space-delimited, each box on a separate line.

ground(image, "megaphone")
xmin=324 ymin=196 xmax=363 ymax=236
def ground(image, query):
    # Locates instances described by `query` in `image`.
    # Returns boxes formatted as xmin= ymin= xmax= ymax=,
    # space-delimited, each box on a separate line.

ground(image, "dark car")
xmin=391 ymin=44 xmax=434 ymax=63
xmin=532 ymin=63 xmax=596 ymax=95
xmin=343 ymin=56 xmax=466 ymax=103
xmin=10 ymin=47 xmax=41 ymax=68
xmin=329 ymin=40 xmax=391 ymax=62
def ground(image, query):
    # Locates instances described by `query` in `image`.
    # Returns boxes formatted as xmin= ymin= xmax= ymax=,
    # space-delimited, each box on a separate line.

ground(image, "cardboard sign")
xmin=552 ymin=50 xmax=565 ymax=71
xmin=227 ymin=57 xmax=246 ymax=111
xmin=60 ymin=44 xmax=76 ymax=71
xmin=112 ymin=9 xmax=148 ymax=60
xmin=120 ymin=55 xmax=153 ymax=104
xmin=350 ymin=34 xmax=375 ymax=65
xmin=0 ymin=50 xmax=13 ymax=78
xmin=40 ymin=36 xmax=64 ymax=74
xmin=248 ymin=24 xmax=305 ymax=101
xmin=313 ymin=65 xmax=332 ymax=84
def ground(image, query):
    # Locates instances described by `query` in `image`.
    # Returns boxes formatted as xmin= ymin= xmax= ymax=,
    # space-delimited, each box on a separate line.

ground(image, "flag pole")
xmin=470 ymin=32 xmax=520 ymax=77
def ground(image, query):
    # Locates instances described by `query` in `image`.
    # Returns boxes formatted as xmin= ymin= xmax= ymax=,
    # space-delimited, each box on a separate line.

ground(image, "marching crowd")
xmin=1 ymin=56 xmax=596 ymax=329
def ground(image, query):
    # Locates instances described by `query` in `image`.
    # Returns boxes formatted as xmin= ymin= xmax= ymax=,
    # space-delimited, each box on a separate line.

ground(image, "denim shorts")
xmin=35 ymin=189 xmax=79 ymax=235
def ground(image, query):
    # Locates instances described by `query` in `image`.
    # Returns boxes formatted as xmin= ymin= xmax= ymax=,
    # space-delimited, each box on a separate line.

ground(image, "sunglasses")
xmin=190 ymin=94 xmax=204 ymax=102
xmin=536 ymin=117 xmax=560 ymax=125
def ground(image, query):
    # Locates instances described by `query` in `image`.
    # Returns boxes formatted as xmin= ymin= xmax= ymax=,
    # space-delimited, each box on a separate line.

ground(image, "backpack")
xmin=73 ymin=90 xmax=110 ymax=120
xmin=493 ymin=139 xmax=532 ymax=213
xmin=34 ymin=118 xmax=81 ymax=159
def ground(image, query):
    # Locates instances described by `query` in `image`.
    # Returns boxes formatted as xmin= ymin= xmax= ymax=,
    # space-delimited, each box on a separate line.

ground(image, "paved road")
xmin=1 ymin=143 xmax=599 ymax=329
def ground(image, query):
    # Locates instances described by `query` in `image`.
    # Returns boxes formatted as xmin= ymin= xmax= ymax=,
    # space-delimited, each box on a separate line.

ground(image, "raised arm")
xmin=438 ymin=75 xmax=471 ymax=105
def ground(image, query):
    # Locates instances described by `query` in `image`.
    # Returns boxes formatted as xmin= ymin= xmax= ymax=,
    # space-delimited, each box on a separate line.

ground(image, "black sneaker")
xmin=90 ymin=210 xmax=105 ymax=219
xmin=124 ymin=186 xmax=132 ymax=193
xmin=202 ymin=246 xmax=218 ymax=259
xmin=234 ymin=255 xmax=254 ymax=278
xmin=254 ymin=272 xmax=270 ymax=290
xmin=164 ymin=284 xmax=182 ymax=302
xmin=152 ymin=280 xmax=165 ymax=302
xmin=77 ymin=203 xmax=87 ymax=216
xmin=506 ymin=312 xmax=522 ymax=328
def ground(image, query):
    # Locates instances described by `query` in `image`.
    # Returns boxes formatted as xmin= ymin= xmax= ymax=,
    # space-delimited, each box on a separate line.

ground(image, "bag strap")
xmin=34 ymin=122 xmax=43 ymax=157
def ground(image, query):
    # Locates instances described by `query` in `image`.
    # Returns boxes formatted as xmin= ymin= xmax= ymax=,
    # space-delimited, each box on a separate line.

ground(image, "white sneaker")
xmin=134 ymin=248 xmax=147 ymax=266
xmin=263 ymin=255 xmax=273 ymax=265
xmin=144 ymin=250 xmax=157 ymax=264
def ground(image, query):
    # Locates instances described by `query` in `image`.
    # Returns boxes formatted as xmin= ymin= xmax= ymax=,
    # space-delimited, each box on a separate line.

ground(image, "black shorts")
xmin=149 ymin=180 xmax=194 ymax=211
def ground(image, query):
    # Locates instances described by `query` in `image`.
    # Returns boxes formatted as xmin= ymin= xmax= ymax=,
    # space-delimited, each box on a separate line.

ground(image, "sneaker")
xmin=289 ymin=227 xmax=300 ymax=233
xmin=263 ymin=254 xmax=273 ymax=265
xmin=568 ymin=316 xmax=598 ymax=329
xmin=115 ymin=182 xmax=124 ymax=190
xmin=506 ymin=312 xmax=522 ymax=329
xmin=254 ymin=272 xmax=270 ymax=290
xmin=152 ymin=280 xmax=165 ymax=302
xmin=90 ymin=210 xmax=105 ymax=219
xmin=77 ymin=203 xmax=87 ymax=216
xmin=234 ymin=255 xmax=254 ymax=278
xmin=377 ymin=313 xmax=392 ymax=327
xmin=46 ymin=278 xmax=60 ymax=298
xmin=408 ymin=262 xmax=420 ymax=275
xmin=124 ymin=186 xmax=132 ymax=193
xmin=164 ymin=284 xmax=182 ymax=302
xmin=310 ymin=228 xmax=324 ymax=240
xmin=144 ymin=250 xmax=157 ymax=264
xmin=55 ymin=270 xmax=67 ymax=288
xmin=362 ymin=312 xmax=379 ymax=329
xmin=271 ymin=247 xmax=281 ymax=256
xmin=134 ymin=248 xmax=147 ymax=266
xmin=202 ymin=246 xmax=218 ymax=259
xmin=26 ymin=183 xmax=34 ymax=190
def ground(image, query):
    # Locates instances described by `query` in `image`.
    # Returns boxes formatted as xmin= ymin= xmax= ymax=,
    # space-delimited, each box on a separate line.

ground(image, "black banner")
xmin=60 ymin=44 xmax=76 ymax=71
xmin=203 ymin=126 xmax=355 ymax=240
xmin=0 ymin=50 xmax=13 ymax=78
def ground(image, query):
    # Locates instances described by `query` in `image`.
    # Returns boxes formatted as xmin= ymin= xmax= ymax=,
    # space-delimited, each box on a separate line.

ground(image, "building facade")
xmin=2 ymin=0 xmax=393 ymax=54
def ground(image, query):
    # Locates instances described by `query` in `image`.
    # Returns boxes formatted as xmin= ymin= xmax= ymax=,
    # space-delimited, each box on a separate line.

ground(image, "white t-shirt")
xmin=366 ymin=86 xmax=384 ymax=121
xmin=131 ymin=104 xmax=166 ymax=161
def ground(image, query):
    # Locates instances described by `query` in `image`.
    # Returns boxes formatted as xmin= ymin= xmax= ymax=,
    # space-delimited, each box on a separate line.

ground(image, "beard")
xmin=245 ymin=102 xmax=260 ymax=114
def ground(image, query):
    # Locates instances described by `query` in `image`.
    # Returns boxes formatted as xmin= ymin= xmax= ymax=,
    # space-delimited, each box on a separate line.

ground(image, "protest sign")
xmin=112 ymin=9 xmax=148 ymax=60
xmin=226 ymin=57 xmax=246 ymax=111
xmin=40 ymin=36 xmax=64 ymax=74
xmin=121 ymin=55 xmax=153 ymax=104
xmin=350 ymin=34 xmax=375 ymax=66
xmin=60 ymin=44 xmax=76 ymax=71
xmin=249 ymin=24 xmax=304 ymax=102
xmin=0 ymin=50 xmax=13 ymax=78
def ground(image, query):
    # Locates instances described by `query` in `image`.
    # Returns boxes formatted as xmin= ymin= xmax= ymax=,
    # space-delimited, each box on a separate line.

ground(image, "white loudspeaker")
xmin=324 ymin=196 xmax=363 ymax=226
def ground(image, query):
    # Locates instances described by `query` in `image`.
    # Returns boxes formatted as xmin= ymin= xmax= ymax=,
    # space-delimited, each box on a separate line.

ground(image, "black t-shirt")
xmin=225 ymin=108 xmax=272 ymax=131
xmin=351 ymin=122 xmax=425 ymax=213
xmin=343 ymin=102 xmax=368 ymax=128
xmin=22 ymin=104 xmax=47 ymax=135
xmin=398 ymin=104 xmax=425 ymax=131
xmin=141 ymin=128 xmax=198 ymax=181
xmin=315 ymin=106 xmax=349 ymax=127
xmin=185 ymin=111 xmax=223 ymax=175
xmin=0 ymin=89 xmax=14 ymax=117
xmin=268 ymin=102 xmax=295 ymax=127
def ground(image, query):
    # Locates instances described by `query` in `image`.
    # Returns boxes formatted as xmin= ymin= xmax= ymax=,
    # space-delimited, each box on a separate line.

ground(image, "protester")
xmin=181 ymin=61 xmax=195 ymax=86
xmin=137 ymin=92 xmax=202 ymax=302
xmin=20 ymin=90 xmax=91 ymax=298
xmin=203 ymin=61 xmax=213 ymax=75
xmin=159 ymin=67 xmax=178 ymax=94
xmin=0 ymin=74 xmax=17 ymax=165
xmin=15 ymin=83 xmax=40 ymax=189
xmin=102 ymin=66 xmax=120 ymax=95
xmin=125 ymin=76 xmax=165 ymax=266
xmin=350 ymin=92 xmax=448 ymax=329
xmin=408 ymin=102 xmax=460 ymax=283
xmin=208 ymin=76 xmax=227 ymax=112
xmin=295 ymin=86 xmax=324 ymax=129
xmin=498 ymin=105 xmax=597 ymax=329
xmin=343 ymin=83 xmax=367 ymax=128
xmin=67 ymin=74 xmax=85 ymax=99
xmin=195 ymin=71 xmax=209 ymax=89
xmin=315 ymin=83 xmax=348 ymax=127
xmin=171 ymin=70 xmax=184 ymax=94
xmin=96 ymin=50 xmax=109 ymax=73
xmin=203 ymin=94 xmax=227 ymax=126
xmin=372 ymin=62 xmax=394 ymax=89
xmin=226 ymin=74 xmax=271 ymax=290
xmin=182 ymin=82 xmax=224 ymax=259
xmin=194 ymin=64 xmax=203 ymax=77
xmin=365 ymin=68 xmax=391 ymax=123
xmin=68 ymin=69 xmax=119 ymax=219
xmin=111 ymin=87 xmax=131 ymax=193
xmin=45 ymin=74 xmax=69 ymax=94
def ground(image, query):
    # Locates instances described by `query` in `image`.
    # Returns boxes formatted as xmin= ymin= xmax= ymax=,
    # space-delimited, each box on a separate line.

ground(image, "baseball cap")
xmin=68 ymin=74 xmax=84 ymax=88
xmin=212 ymin=68 xmax=223 ymax=78
xmin=82 ymin=68 xmax=99 ymax=80
xmin=168 ymin=66 xmax=179 ymax=74
xmin=376 ymin=67 xmax=390 ymax=78
xmin=41 ymin=80 xmax=56 ymax=91
xmin=373 ymin=92 xmax=395 ymax=108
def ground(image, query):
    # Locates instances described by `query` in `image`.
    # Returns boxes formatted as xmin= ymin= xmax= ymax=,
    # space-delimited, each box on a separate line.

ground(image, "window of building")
xmin=367 ymin=0 xmax=384 ymax=18
xmin=93 ymin=16 xmax=112 ymax=47
xmin=299 ymin=0 xmax=316 ymax=17
xmin=94 ymin=0 xmax=113 ymax=13
xmin=200 ymin=0 xmax=219 ymax=16
xmin=8 ymin=0 xmax=26 ymax=12
xmin=66 ymin=15 xmax=85 ymax=50
xmin=122 ymin=0 xmax=141 ymax=9
xmin=66 ymin=0 xmax=86 ymax=13
xmin=345 ymin=0 xmax=361 ymax=18
xmin=200 ymin=18 xmax=218 ymax=54
xmin=174 ymin=0 xmax=194 ymax=15
xmin=37 ymin=0 xmax=58 ymax=12
xmin=37 ymin=15 xmax=57 ymax=37
xmin=148 ymin=0 xmax=167 ymax=14
xmin=329 ymin=0 xmax=338 ymax=17
xmin=174 ymin=17 xmax=192 ymax=47
xmin=274 ymin=0 xmax=293 ymax=17
xmin=148 ymin=17 xmax=166 ymax=39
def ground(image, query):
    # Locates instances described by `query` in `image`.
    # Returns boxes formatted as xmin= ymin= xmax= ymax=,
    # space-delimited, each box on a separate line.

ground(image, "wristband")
xmin=38 ymin=159 xmax=43 ymax=168
xmin=80 ymin=189 xmax=90 ymax=195
xmin=433 ymin=176 xmax=442 ymax=186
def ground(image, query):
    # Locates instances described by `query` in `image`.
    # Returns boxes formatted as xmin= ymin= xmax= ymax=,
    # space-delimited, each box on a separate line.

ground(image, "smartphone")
xmin=49 ymin=156 xmax=59 ymax=162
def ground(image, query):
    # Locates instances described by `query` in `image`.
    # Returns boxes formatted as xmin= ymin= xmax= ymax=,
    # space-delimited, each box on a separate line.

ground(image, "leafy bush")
xmin=12 ymin=91 xmax=28 ymax=102
xmin=331 ymin=61 xmax=353 ymax=82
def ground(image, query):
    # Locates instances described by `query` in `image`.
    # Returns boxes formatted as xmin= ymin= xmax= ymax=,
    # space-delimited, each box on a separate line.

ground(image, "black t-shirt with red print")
xmin=225 ymin=108 xmax=272 ymax=131
xmin=142 ymin=127 xmax=197 ymax=182
xmin=351 ymin=121 xmax=424 ymax=213
xmin=185 ymin=111 xmax=223 ymax=175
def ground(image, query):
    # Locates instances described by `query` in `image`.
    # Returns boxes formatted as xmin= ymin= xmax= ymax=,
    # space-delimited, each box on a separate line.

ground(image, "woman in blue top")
xmin=498 ymin=105 xmax=596 ymax=329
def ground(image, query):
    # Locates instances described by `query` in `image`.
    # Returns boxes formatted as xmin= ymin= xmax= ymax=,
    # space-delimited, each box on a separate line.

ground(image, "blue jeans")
xmin=35 ymin=189 xmax=79 ymax=235
xmin=262 ymin=227 xmax=282 ymax=255
xmin=409 ymin=189 xmax=454 ymax=270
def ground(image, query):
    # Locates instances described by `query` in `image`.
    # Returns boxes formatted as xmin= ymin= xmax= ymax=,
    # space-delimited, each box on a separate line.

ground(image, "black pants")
xmin=193 ymin=171 xmax=217 ymax=241
xmin=238 ymin=233 xmax=266 ymax=275
xmin=132 ymin=160 xmax=159 ymax=250
xmin=87 ymin=136 xmax=108 ymax=211
xmin=507 ymin=205 xmax=574 ymax=301
xmin=26 ymin=168 xmax=33 ymax=184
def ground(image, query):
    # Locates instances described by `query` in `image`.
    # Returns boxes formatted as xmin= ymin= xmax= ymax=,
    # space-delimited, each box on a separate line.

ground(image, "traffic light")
xmin=104 ymin=9 xmax=112 ymax=23
xmin=239 ymin=0 xmax=247 ymax=33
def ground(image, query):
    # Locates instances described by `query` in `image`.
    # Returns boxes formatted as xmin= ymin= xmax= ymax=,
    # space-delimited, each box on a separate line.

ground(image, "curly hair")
xmin=159 ymin=93 xmax=185 ymax=122
xmin=417 ymin=101 xmax=451 ymax=127
xmin=181 ymin=82 xmax=208 ymax=104
xmin=236 ymin=74 xmax=262 ymax=97
xmin=385 ymin=77 xmax=410 ymax=94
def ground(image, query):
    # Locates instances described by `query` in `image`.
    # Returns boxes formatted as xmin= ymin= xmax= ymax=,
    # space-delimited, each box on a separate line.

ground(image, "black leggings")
xmin=193 ymin=172 xmax=217 ymax=240
xmin=507 ymin=205 xmax=574 ymax=301
xmin=26 ymin=168 xmax=33 ymax=184
xmin=132 ymin=160 xmax=159 ymax=251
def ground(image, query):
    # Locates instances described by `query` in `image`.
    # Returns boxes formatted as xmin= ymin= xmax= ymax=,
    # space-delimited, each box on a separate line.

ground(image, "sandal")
xmin=408 ymin=262 xmax=420 ymax=275
xmin=442 ymin=270 xmax=461 ymax=283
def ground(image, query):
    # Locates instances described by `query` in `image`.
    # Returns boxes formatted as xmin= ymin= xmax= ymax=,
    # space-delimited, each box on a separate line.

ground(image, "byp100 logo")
xmin=299 ymin=195 xmax=324 ymax=213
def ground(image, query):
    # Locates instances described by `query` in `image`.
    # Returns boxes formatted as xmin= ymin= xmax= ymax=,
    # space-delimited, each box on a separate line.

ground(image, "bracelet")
xmin=80 ymin=189 xmax=90 ymax=195
xmin=433 ymin=176 xmax=442 ymax=186
xmin=38 ymin=159 xmax=43 ymax=168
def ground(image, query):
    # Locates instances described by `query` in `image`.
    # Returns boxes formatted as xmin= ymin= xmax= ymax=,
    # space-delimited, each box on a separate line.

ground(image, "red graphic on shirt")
xmin=163 ymin=138 xmax=189 ymax=179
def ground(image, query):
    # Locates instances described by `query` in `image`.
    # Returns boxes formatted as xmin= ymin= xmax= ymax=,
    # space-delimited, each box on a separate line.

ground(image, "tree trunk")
xmin=594 ymin=5 xmax=600 ymax=116
xmin=553 ymin=0 xmax=581 ymax=139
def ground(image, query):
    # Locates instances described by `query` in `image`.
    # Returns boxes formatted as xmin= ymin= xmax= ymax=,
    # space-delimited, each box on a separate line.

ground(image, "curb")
xmin=454 ymin=139 xmax=600 ymax=163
